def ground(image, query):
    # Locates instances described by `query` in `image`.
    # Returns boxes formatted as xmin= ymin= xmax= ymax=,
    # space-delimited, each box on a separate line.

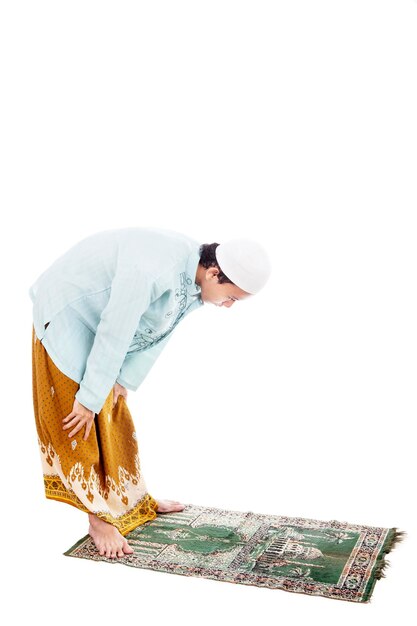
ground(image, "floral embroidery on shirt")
xmin=131 ymin=272 xmax=195 ymax=352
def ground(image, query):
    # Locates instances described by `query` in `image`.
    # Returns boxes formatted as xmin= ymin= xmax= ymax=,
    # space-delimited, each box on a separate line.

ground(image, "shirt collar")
xmin=186 ymin=244 xmax=203 ymax=299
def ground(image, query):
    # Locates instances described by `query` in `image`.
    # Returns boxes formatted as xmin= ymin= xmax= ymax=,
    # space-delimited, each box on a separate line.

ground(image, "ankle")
xmin=88 ymin=513 xmax=100 ymax=526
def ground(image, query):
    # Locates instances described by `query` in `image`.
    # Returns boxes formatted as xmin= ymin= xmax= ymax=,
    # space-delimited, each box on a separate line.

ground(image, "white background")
xmin=0 ymin=0 xmax=415 ymax=622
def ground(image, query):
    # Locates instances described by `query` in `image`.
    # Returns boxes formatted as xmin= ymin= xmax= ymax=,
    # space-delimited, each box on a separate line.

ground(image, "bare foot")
xmin=156 ymin=499 xmax=186 ymax=513
xmin=88 ymin=513 xmax=134 ymax=558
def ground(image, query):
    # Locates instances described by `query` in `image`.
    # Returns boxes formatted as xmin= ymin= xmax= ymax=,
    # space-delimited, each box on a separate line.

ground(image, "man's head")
xmin=195 ymin=240 xmax=271 ymax=307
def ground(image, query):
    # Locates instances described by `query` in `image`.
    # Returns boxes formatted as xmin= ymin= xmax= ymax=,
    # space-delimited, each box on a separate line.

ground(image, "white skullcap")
xmin=215 ymin=238 xmax=272 ymax=294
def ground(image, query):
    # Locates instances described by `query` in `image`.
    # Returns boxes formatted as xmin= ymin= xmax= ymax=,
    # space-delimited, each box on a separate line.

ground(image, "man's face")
xmin=196 ymin=265 xmax=252 ymax=307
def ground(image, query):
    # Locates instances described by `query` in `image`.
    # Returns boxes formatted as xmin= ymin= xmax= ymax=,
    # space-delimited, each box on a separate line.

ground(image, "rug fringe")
xmin=373 ymin=528 xmax=407 ymax=580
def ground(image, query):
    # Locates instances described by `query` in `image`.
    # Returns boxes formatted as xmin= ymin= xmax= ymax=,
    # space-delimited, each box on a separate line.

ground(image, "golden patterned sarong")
xmin=31 ymin=324 xmax=159 ymax=536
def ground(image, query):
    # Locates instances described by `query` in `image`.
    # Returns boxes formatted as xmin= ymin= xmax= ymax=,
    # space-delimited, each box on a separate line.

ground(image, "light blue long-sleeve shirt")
xmin=29 ymin=227 xmax=205 ymax=413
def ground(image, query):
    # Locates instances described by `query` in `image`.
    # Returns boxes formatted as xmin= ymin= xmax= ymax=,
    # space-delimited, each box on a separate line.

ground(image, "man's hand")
xmin=62 ymin=399 xmax=95 ymax=441
xmin=113 ymin=382 xmax=128 ymax=408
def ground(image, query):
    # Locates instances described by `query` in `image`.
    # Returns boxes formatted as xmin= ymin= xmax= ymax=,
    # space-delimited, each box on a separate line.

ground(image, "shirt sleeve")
xmin=115 ymin=332 xmax=174 ymax=391
xmin=75 ymin=265 xmax=153 ymax=414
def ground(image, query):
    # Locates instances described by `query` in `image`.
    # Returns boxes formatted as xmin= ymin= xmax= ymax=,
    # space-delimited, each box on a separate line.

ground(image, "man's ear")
xmin=206 ymin=267 xmax=219 ymax=281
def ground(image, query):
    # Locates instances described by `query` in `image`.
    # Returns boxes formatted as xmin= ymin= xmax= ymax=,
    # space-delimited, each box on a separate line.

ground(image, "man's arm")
xmin=116 ymin=332 xmax=174 ymax=391
xmin=75 ymin=265 xmax=153 ymax=414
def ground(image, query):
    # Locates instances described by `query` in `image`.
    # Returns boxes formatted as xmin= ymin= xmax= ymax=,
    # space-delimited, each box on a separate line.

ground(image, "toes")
xmin=123 ymin=541 xmax=134 ymax=554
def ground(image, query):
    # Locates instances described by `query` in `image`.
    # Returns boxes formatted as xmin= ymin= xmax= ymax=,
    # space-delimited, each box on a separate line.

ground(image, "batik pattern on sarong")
xmin=31 ymin=325 xmax=159 ymax=536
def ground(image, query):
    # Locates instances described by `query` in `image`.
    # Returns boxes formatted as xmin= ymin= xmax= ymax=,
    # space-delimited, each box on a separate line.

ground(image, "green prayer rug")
xmin=64 ymin=503 xmax=405 ymax=603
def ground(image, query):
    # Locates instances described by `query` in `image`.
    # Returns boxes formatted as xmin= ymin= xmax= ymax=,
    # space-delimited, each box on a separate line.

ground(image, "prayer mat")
xmin=64 ymin=503 xmax=405 ymax=603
